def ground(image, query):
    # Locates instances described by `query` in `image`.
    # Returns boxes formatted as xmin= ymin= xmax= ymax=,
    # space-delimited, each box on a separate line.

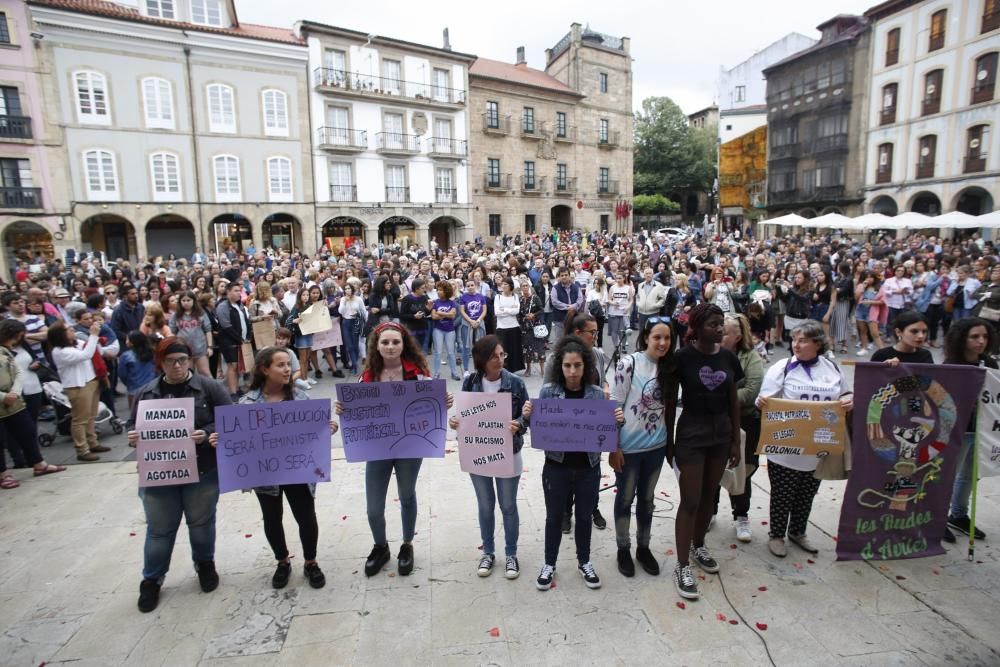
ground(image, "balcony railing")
xmin=880 ymin=107 xmax=897 ymax=125
xmin=426 ymin=137 xmax=467 ymax=159
xmin=0 ymin=116 xmax=32 ymax=139
xmin=814 ymin=185 xmax=845 ymax=201
xmin=885 ymin=48 xmax=899 ymax=67
xmin=386 ymin=186 xmax=410 ymax=203
xmin=329 ymin=184 xmax=357 ymax=202
xmin=767 ymin=189 xmax=800 ymax=205
xmin=1 ymin=187 xmax=43 ymax=209
xmin=964 ymin=155 xmax=987 ymax=173
xmin=770 ymin=143 xmax=801 ymax=160
xmin=876 ymin=166 xmax=892 ymax=184
xmin=482 ymin=113 xmax=511 ymax=134
xmin=984 ymin=8 xmax=1000 ymax=32
xmin=312 ymin=67 xmax=466 ymax=105
xmin=598 ymin=130 xmax=620 ymax=148
xmin=521 ymin=121 xmax=547 ymax=139
xmin=921 ymin=96 xmax=941 ymax=116
xmin=597 ymin=179 xmax=619 ymax=195
xmin=971 ymin=83 xmax=995 ymax=105
xmin=916 ymin=161 xmax=935 ymax=179
xmin=435 ymin=187 xmax=457 ymax=204
xmin=554 ymin=176 xmax=576 ymax=194
xmin=317 ymin=127 xmax=367 ymax=151
xmin=554 ymin=126 xmax=576 ymax=142
xmin=376 ymin=132 xmax=420 ymax=155
xmin=813 ymin=134 xmax=848 ymax=153
xmin=484 ymin=174 xmax=511 ymax=191
xmin=521 ymin=176 xmax=545 ymax=193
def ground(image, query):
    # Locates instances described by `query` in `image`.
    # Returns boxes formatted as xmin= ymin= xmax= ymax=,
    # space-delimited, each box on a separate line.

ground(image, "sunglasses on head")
xmin=644 ymin=316 xmax=671 ymax=328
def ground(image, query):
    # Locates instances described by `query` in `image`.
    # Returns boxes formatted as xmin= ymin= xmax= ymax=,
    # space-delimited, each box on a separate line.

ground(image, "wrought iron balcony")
xmin=521 ymin=176 xmax=545 ymax=193
xmin=317 ymin=127 xmax=366 ymax=151
xmin=770 ymin=143 xmax=801 ymax=160
xmin=767 ymin=189 xmax=800 ymax=205
xmin=885 ymin=48 xmax=899 ymax=67
xmin=329 ymin=184 xmax=357 ymax=202
xmin=376 ymin=132 xmax=420 ymax=155
xmin=521 ymin=121 xmax=547 ymax=139
xmin=553 ymin=176 xmax=576 ymax=195
xmin=880 ymin=107 xmax=897 ymax=125
xmin=814 ymin=185 xmax=845 ymax=201
xmin=0 ymin=187 xmax=43 ymax=209
xmin=386 ymin=186 xmax=410 ymax=203
xmin=598 ymin=130 xmax=620 ymax=148
xmin=876 ymin=166 xmax=892 ymax=184
xmin=0 ymin=116 xmax=32 ymax=139
xmin=435 ymin=187 xmax=457 ymax=204
xmin=928 ymin=32 xmax=944 ymax=52
xmin=597 ymin=179 xmax=619 ymax=196
xmin=964 ymin=155 xmax=987 ymax=173
xmin=484 ymin=174 xmax=511 ymax=191
xmin=813 ymin=134 xmax=848 ymax=153
xmin=554 ymin=125 xmax=576 ymax=142
xmin=312 ymin=67 xmax=466 ymax=105
xmin=426 ymin=137 xmax=467 ymax=159
xmin=482 ymin=113 xmax=511 ymax=134
xmin=921 ymin=96 xmax=942 ymax=116
xmin=971 ymin=84 xmax=995 ymax=105
xmin=916 ymin=161 xmax=935 ymax=179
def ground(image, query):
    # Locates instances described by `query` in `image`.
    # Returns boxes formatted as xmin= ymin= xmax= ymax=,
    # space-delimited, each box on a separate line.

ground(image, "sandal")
xmin=1 ymin=474 xmax=20 ymax=489
xmin=33 ymin=463 xmax=67 ymax=477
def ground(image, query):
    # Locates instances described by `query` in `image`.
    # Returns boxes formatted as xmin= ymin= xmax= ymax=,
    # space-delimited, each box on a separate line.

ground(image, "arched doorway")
xmin=146 ymin=214 xmax=195 ymax=261
xmin=210 ymin=214 xmax=252 ymax=255
xmin=870 ymin=195 xmax=898 ymax=216
xmin=820 ymin=206 xmax=844 ymax=215
xmin=429 ymin=216 xmax=461 ymax=249
xmin=81 ymin=214 xmax=137 ymax=262
xmin=262 ymin=213 xmax=301 ymax=253
xmin=321 ymin=216 xmax=364 ymax=254
xmin=910 ymin=192 xmax=941 ymax=216
xmin=685 ymin=194 xmax=699 ymax=217
xmin=799 ymin=208 xmax=818 ymax=219
xmin=378 ymin=216 xmax=416 ymax=245
xmin=953 ymin=187 xmax=994 ymax=215
xmin=551 ymin=204 xmax=572 ymax=231
xmin=3 ymin=221 xmax=53 ymax=280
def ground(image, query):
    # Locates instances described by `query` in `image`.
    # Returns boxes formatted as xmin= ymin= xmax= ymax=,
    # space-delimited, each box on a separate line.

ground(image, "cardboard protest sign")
xmin=136 ymin=397 xmax=198 ymax=487
xmin=312 ymin=317 xmax=343 ymax=349
xmin=299 ymin=303 xmax=333 ymax=335
xmin=336 ymin=380 xmax=447 ymax=462
xmin=252 ymin=319 xmax=276 ymax=350
xmin=455 ymin=392 xmax=516 ymax=477
xmin=529 ymin=399 xmax=618 ymax=452
xmin=758 ymin=397 xmax=847 ymax=458
xmin=215 ymin=399 xmax=332 ymax=493
xmin=977 ymin=368 xmax=1000 ymax=478
xmin=238 ymin=341 xmax=254 ymax=373
xmin=836 ymin=362 xmax=985 ymax=561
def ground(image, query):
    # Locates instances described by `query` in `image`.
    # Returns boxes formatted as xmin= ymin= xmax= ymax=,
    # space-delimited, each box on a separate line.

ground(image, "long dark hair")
xmin=944 ymin=317 xmax=997 ymax=364
xmin=128 ymin=330 xmax=155 ymax=363
xmin=635 ymin=317 xmax=677 ymax=407
xmin=178 ymin=290 xmax=203 ymax=318
xmin=248 ymin=346 xmax=295 ymax=400
xmin=546 ymin=335 xmax=597 ymax=388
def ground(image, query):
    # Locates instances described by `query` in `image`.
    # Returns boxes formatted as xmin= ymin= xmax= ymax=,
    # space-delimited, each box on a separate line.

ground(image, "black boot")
xmin=365 ymin=544 xmax=391 ymax=577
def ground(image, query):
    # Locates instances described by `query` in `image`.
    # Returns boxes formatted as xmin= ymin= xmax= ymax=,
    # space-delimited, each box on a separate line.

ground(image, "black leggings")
xmin=255 ymin=484 xmax=319 ymax=561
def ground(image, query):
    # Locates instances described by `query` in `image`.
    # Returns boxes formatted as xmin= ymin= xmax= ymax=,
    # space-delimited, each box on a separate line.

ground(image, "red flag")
xmin=615 ymin=201 xmax=623 ymax=220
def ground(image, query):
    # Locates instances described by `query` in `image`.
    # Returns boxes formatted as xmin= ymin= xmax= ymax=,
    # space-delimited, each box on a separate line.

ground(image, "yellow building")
xmin=719 ymin=125 xmax=768 ymax=233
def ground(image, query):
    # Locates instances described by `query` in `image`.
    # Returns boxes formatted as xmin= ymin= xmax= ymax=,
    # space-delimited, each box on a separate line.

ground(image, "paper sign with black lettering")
xmin=529 ymin=399 xmax=619 ymax=452
xmin=758 ymin=397 xmax=847 ymax=458
xmin=456 ymin=392 xmax=516 ymax=477
xmin=136 ymin=397 xmax=198 ymax=487
xmin=336 ymin=380 xmax=448 ymax=462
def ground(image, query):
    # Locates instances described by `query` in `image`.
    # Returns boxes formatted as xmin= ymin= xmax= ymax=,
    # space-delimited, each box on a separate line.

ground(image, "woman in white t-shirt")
xmin=756 ymin=320 xmax=853 ymax=558
xmin=607 ymin=272 xmax=635 ymax=350
xmin=586 ymin=270 xmax=610 ymax=348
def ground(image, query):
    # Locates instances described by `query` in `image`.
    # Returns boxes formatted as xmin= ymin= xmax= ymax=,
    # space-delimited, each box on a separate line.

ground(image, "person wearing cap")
xmin=52 ymin=288 xmax=73 ymax=323
xmin=127 ymin=337 xmax=232 ymax=613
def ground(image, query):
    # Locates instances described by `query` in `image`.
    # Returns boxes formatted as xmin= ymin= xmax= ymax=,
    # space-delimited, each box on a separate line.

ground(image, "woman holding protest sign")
xmin=756 ymin=320 xmax=852 ymax=559
xmin=334 ymin=321 xmax=453 ymax=578
xmin=448 ymin=334 xmax=531 ymax=579
xmin=527 ymin=335 xmax=625 ymax=592
xmin=127 ymin=337 xmax=233 ymax=613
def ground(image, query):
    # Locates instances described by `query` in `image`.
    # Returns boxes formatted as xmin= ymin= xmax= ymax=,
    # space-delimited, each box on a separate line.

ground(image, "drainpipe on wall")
xmin=303 ymin=30 xmax=320 ymax=255
xmin=182 ymin=41 xmax=206 ymax=255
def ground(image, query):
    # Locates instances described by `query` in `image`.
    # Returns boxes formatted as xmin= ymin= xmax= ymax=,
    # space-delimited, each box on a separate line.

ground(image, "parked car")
xmin=656 ymin=227 xmax=690 ymax=242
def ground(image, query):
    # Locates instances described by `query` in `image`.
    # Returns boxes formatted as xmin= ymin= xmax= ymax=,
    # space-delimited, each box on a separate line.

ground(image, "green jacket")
xmin=735 ymin=346 xmax=764 ymax=418
xmin=0 ymin=346 xmax=26 ymax=418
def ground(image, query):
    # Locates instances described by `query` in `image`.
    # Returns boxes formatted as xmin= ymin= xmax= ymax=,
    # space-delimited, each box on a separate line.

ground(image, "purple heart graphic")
xmin=699 ymin=366 xmax=727 ymax=391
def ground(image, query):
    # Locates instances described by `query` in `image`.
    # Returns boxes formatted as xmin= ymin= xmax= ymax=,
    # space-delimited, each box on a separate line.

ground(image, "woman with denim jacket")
xmin=526 ymin=335 xmax=624 ymax=592
xmin=448 ymin=334 xmax=530 ymax=580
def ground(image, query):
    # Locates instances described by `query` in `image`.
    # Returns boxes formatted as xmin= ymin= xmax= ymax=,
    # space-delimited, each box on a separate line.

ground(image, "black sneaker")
xmin=137 ymin=579 xmax=161 ymax=613
xmin=578 ymin=561 xmax=601 ymax=589
xmin=689 ymin=545 xmax=719 ymax=574
xmin=314 ymin=370 xmax=323 ymax=380
xmin=504 ymin=556 xmax=520 ymax=580
xmin=943 ymin=527 xmax=957 ymax=544
xmin=196 ymin=560 xmax=219 ymax=592
xmin=673 ymin=562 xmax=700 ymax=600
xmin=593 ymin=509 xmax=607 ymax=530
xmin=364 ymin=544 xmax=390 ymax=577
xmin=536 ymin=563 xmax=555 ymax=590
xmin=397 ymin=543 xmax=414 ymax=575
xmin=477 ymin=553 xmax=495 ymax=577
xmin=562 ymin=513 xmax=571 ymax=534
xmin=304 ymin=562 xmax=326 ymax=589
xmin=617 ymin=547 xmax=635 ymax=577
xmin=272 ymin=561 xmax=291 ymax=589
xmin=636 ymin=546 xmax=660 ymax=576
xmin=332 ymin=370 xmax=345 ymax=378
xmin=948 ymin=515 xmax=986 ymax=540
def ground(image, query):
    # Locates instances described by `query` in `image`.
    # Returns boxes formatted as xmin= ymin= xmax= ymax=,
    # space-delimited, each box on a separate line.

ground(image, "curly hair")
xmin=684 ymin=302 xmax=724 ymax=343
xmin=361 ymin=322 xmax=430 ymax=378
xmin=944 ymin=317 xmax=997 ymax=363
xmin=545 ymin=335 xmax=597 ymax=388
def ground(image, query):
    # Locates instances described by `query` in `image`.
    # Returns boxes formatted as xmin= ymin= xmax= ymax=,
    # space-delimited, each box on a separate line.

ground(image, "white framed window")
xmin=191 ymin=0 xmax=222 ymax=27
xmin=432 ymin=68 xmax=450 ymax=101
xmin=262 ymin=89 xmax=288 ymax=137
xmin=145 ymin=0 xmax=174 ymax=19
xmin=322 ymin=49 xmax=347 ymax=86
xmin=73 ymin=70 xmax=110 ymax=125
xmin=213 ymin=154 xmax=241 ymax=202
xmin=382 ymin=59 xmax=402 ymax=95
xmin=206 ymin=83 xmax=235 ymax=133
xmin=142 ymin=77 xmax=174 ymax=129
xmin=267 ymin=156 xmax=293 ymax=202
xmin=83 ymin=149 xmax=119 ymax=200
xmin=328 ymin=161 xmax=353 ymax=202
xmin=150 ymin=152 xmax=181 ymax=201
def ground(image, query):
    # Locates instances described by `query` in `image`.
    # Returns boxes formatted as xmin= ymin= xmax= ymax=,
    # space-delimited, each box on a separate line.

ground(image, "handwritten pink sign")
xmin=456 ymin=392 xmax=517 ymax=477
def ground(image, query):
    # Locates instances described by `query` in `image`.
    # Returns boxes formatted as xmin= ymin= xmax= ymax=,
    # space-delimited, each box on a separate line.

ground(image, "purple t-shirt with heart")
xmin=672 ymin=346 xmax=744 ymax=415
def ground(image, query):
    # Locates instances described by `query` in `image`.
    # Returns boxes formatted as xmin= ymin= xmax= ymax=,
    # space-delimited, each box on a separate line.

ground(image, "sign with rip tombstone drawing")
xmin=455 ymin=392 xmax=516 ymax=477
xmin=336 ymin=380 xmax=448 ymax=462
xmin=529 ymin=399 xmax=619 ymax=452
xmin=215 ymin=399 xmax=332 ymax=493
xmin=136 ymin=397 xmax=199 ymax=487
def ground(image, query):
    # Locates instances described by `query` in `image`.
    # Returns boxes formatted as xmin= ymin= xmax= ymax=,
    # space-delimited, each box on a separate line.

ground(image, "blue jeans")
xmin=457 ymin=323 xmax=475 ymax=370
xmin=138 ymin=468 xmax=219 ymax=582
xmin=949 ymin=433 xmax=977 ymax=518
xmin=432 ymin=328 xmax=458 ymax=378
xmin=341 ymin=318 xmax=360 ymax=371
xmin=469 ymin=473 xmax=521 ymax=556
xmin=613 ymin=447 xmax=665 ymax=549
xmin=542 ymin=462 xmax=599 ymax=565
xmin=365 ymin=458 xmax=422 ymax=545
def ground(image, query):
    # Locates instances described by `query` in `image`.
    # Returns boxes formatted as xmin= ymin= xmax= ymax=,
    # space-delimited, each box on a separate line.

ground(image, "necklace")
xmin=381 ymin=365 xmax=403 ymax=381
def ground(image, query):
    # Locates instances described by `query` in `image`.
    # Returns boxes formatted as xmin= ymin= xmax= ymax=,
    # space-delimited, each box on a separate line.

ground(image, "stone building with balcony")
xmin=863 ymin=0 xmax=999 ymax=219
xmin=297 ymin=21 xmax=475 ymax=250
xmin=0 ymin=1 xmax=71 ymax=278
xmin=763 ymin=15 xmax=872 ymax=219
xmin=29 ymin=0 xmax=314 ymax=260
xmin=468 ymin=24 xmax=632 ymax=238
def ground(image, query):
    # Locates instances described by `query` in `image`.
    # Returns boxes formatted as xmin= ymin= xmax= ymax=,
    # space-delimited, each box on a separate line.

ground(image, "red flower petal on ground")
xmin=760 ymin=521 xmax=768 ymax=525
xmin=895 ymin=575 xmax=906 ymax=580
xmin=729 ymin=619 xmax=739 ymax=625
xmin=387 ymin=572 xmax=396 ymax=577
xmin=758 ymin=586 xmax=767 ymax=592
xmin=478 ymin=544 xmax=483 ymax=550
xmin=488 ymin=627 xmax=500 ymax=637
xmin=129 ymin=532 xmax=136 ymax=537
xmin=665 ymin=549 xmax=674 ymax=556
xmin=341 ymin=515 xmax=348 ymax=521
xmin=807 ymin=558 xmax=815 ymax=564
xmin=730 ymin=544 xmax=738 ymax=549
xmin=793 ymin=563 xmax=803 ymax=570
xmin=550 ymin=582 xmax=556 ymax=588
xmin=932 ymin=569 xmax=941 ymax=575
xmin=244 ymin=534 xmax=252 ymax=538
xmin=676 ymin=601 xmax=686 ymax=610
xmin=716 ymin=613 xmax=727 ymax=621
xmin=698 ymin=575 xmax=706 ymax=581
xmin=756 ymin=622 xmax=768 ymax=631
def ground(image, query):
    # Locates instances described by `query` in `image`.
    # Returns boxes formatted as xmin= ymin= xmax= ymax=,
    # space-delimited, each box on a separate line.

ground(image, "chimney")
xmin=443 ymin=27 xmax=451 ymax=51
xmin=516 ymin=46 xmax=526 ymax=65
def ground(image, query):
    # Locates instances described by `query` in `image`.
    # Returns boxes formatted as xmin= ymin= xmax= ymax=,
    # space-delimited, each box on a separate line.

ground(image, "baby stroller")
xmin=37 ymin=380 xmax=124 ymax=448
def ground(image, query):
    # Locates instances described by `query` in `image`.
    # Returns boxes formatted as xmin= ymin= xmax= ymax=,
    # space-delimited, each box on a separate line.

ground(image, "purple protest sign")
xmin=529 ymin=399 xmax=619 ymax=452
xmin=214 ymin=399 xmax=332 ymax=494
xmin=836 ymin=362 xmax=985 ymax=561
xmin=136 ymin=397 xmax=198 ymax=487
xmin=336 ymin=380 xmax=447 ymax=462
xmin=456 ymin=392 xmax=517 ymax=477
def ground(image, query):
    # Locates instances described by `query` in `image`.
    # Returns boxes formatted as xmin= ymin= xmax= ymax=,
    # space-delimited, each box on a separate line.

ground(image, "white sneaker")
xmin=856 ymin=348 xmax=868 ymax=357
xmin=735 ymin=517 xmax=752 ymax=543
xmin=866 ymin=343 xmax=874 ymax=351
